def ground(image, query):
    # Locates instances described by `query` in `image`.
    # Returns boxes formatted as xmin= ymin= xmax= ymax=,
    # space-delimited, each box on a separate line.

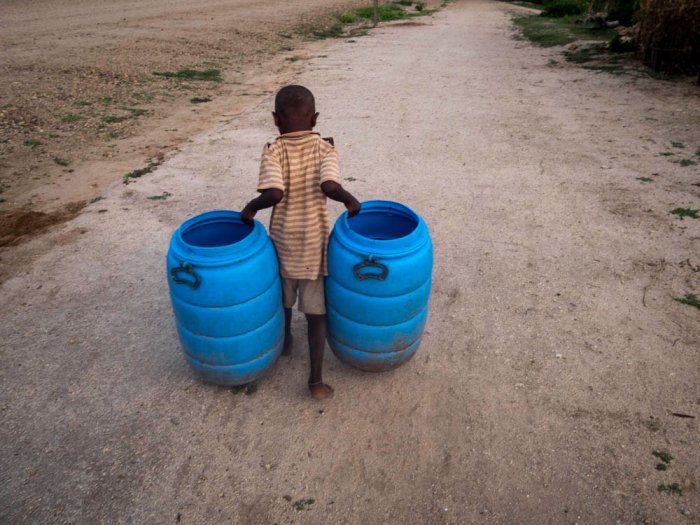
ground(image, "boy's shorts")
xmin=281 ymin=277 xmax=326 ymax=315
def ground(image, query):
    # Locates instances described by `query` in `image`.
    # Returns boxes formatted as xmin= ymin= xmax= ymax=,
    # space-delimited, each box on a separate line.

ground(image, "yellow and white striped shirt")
xmin=257 ymin=131 xmax=341 ymax=279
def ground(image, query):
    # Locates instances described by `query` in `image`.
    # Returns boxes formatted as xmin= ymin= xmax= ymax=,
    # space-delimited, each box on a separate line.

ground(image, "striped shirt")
xmin=257 ymin=130 xmax=341 ymax=279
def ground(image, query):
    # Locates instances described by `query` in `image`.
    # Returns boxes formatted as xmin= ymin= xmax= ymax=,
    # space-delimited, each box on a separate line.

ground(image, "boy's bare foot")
xmin=308 ymin=381 xmax=334 ymax=400
xmin=282 ymin=335 xmax=293 ymax=356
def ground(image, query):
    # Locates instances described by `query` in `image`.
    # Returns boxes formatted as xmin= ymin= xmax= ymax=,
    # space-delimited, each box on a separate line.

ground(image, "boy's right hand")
xmin=346 ymin=198 xmax=361 ymax=217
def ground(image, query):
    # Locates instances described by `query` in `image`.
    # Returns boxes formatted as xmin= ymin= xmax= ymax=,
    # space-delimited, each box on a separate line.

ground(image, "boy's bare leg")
xmin=282 ymin=308 xmax=293 ymax=356
xmin=305 ymin=313 xmax=333 ymax=400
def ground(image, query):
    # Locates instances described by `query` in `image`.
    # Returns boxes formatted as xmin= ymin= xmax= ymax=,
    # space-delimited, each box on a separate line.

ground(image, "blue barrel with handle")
xmin=326 ymin=200 xmax=433 ymax=372
xmin=167 ymin=210 xmax=284 ymax=385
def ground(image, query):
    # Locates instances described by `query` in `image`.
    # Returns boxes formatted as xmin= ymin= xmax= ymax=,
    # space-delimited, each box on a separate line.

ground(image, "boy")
xmin=241 ymin=85 xmax=360 ymax=400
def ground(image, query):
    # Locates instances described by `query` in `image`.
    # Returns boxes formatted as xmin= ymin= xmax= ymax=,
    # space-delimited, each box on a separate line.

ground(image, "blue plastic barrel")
xmin=326 ymin=200 xmax=433 ymax=372
xmin=167 ymin=210 xmax=284 ymax=385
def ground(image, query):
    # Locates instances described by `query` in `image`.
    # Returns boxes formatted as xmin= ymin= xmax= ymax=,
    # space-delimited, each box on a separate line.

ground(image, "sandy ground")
xmin=0 ymin=0 xmax=369 ymax=218
xmin=1 ymin=0 xmax=700 ymax=523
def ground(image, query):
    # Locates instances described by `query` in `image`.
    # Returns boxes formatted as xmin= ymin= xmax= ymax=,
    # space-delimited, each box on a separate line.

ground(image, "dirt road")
xmin=0 ymin=0 xmax=367 ymax=211
xmin=1 ymin=1 xmax=699 ymax=523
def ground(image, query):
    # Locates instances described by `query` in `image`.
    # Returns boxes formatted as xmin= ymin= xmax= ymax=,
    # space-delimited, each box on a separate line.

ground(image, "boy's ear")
xmin=272 ymin=111 xmax=281 ymax=128
xmin=311 ymin=112 xmax=319 ymax=128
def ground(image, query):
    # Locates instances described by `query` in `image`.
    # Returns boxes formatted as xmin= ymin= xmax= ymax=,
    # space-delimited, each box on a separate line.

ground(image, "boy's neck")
xmin=278 ymin=126 xmax=314 ymax=135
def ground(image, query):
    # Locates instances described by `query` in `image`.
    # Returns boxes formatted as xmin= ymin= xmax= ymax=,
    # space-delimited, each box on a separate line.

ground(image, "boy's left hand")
xmin=241 ymin=205 xmax=256 ymax=225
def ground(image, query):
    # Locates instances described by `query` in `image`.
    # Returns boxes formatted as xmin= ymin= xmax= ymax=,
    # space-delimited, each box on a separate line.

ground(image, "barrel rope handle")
xmin=353 ymin=255 xmax=389 ymax=281
xmin=171 ymin=262 xmax=201 ymax=289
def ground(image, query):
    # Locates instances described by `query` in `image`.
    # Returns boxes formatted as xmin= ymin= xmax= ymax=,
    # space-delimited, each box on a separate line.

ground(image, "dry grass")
xmin=637 ymin=0 xmax=700 ymax=76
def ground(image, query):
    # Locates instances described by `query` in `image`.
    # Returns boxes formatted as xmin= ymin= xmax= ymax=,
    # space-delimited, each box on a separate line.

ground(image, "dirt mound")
xmin=0 ymin=201 xmax=86 ymax=248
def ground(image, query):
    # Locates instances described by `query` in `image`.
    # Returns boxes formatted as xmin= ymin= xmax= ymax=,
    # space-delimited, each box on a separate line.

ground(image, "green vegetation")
xmin=153 ymin=69 xmax=222 ymax=82
xmin=147 ymin=192 xmax=172 ymax=201
xmin=292 ymin=498 xmax=315 ymax=511
xmin=541 ymin=0 xmax=587 ymax=17
xmin=659 ymin=151 xmax=674 ymax=156
xmin=313 ymin=23 xmax=345 ymax=39
xmin=513 ymin=14 xmax=616 ymax=47
xmin=677 ymin=159 xmax=697 ymax=167
xmin=24 ymin=139 xmax=43 ymax=148
xmin=636 ymin=177 xmax=652 ymax=183
xmin=53 ymin=157 xmax=70 ymax=167
xmin=315 ymin=1 xmax=438 ymax=39
xmin=190 ymin=97 xmax=212 ymax=104
xmin=674 ymin=293 xmax=700 ymax=311
xmin=123 ymin=159 xmax=162 ymax=184
xmin=669 ymin=208 xmax=699 ymax=219
xmin=671 ymin=141 xmax=685 ymax=148
xmin=652 ymin=450 xmax=673 ymax=464
xmin=102 ymin=115 xmax=128 ymax=124
xmin=657 ymin=483 xmax=682 ymax=495
xmin=231 ymin=383 xmax=258 ymax=396
xmin=125 ymin=107 xmax=147 ymax=117
xmin=564 ymin=48 xmax=597 ymax=63
xmin=61 ymin=113 xmax=83 ymax=123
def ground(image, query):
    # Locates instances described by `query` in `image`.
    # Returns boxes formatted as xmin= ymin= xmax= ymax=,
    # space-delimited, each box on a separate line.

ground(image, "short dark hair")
xmin=274 ymin=85 xmax=315 ymax=116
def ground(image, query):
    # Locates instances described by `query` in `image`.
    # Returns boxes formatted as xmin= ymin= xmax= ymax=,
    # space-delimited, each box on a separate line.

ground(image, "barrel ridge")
xmin=327 ymin=305 xmax=428 ymax=352
xmin=176 ymin=307 xmax=283 ymax=365
xmin=173 ymin=282 xmax=282 ymax=338
xmin=185 ymin=333 xmax=284 ymax=367
xmin=170 ymin=277 xmax=281 ymax=337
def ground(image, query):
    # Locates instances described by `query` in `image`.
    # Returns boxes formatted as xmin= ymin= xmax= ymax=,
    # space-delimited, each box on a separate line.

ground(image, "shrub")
xmin=540 ymin=0 xmax=588 ymax=17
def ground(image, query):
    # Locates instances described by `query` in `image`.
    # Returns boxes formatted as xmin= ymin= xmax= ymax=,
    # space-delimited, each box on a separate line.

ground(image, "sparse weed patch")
xmin=636 ymin=177 xmax=653 ymax=183
xmin=513 ymin=14 xmax=616 ymax=47
xmin=674 ymin=293 xmax=700 ymax=310
xmin=659 ymin=151 xmax=674 ymax=156
xmin=292 ymin=498 xmax=315 ymax=511
xmin=125 ymin=107 xmax=147 ymax=117
xmin=564 ymin=48 xmax=596 ymax=63
xmin=123 ymin=158 xmax=162 ymax=184
xmin=190 ymin=97 xmax=212 ymax=104
xmin=676 ymin=159 xmax=697 ymax=167
xmin=62 ymin=113 xmax=83 ymax=123
xmin=657 ymin=483 xmax=682 ymax=495
xmin=153 ymin=69 xmax=222 ymax=82
xmin=231 ymin=384 xmax=258 ymax=395
xmin=652 ymin=450 xmax=673 ymax=464
xmin=338 ymin=13 xmax=358 ymax=23
xmin=670 ymin=208 xmax=699 ymax=219
xmin=24 ymin=139 xmax=43 ymax=148
xmin=147 ymin=192 xmax=172 ymax=201
xmin=102 ymin=115 xmax=128 ymax=124
xmin=671 ymin=141 xmax=685 ymax=148
xmin=53 ymin=157 xmax=70 ymax=167
xmin=313 ymin=23 xmax=345 ymax=39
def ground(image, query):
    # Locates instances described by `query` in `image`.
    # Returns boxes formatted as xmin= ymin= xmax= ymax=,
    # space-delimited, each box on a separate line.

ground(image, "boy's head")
xmin=273 ymin=85 xmax=318 ymax=134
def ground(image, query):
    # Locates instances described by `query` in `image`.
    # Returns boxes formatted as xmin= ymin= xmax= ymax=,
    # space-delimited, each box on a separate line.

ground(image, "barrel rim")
xmin=335 ymin=200 xmax=429 ymax=255
xmin=170 ymin=210 xmax=267 ymax=264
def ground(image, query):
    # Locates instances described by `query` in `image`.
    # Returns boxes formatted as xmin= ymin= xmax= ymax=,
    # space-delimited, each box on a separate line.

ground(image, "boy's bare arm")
xmin=321 ymin=181 xmax=361 ymax=216
xmin=241 ymin=188 xmax=284 ymax=224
